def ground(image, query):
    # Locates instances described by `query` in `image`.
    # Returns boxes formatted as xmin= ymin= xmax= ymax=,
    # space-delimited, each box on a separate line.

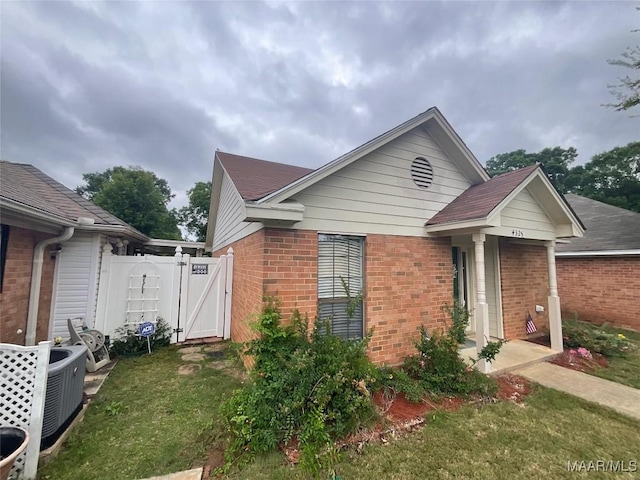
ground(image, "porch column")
xmin=546 ymin=240 xmax=563 ymax=352
xmin=472 ymin=233 xmax=491 ymax=373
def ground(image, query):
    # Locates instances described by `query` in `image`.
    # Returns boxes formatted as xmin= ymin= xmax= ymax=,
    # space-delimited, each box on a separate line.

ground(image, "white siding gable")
xmin=212 ymin=172 xmax=262 ymax=252
xmin=500 ymin=188 xmax=555 ymax=236
xmin=291 ymin=126 xmax=473 ymax=236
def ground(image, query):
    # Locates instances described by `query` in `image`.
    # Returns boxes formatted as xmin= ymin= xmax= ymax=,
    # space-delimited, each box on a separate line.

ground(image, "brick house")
xmin=0 ymin=161 xmax=147 ymax=346
xmin=205 ymin=108 xmax=584 ymax=371
xmin=556 ymin=194 xmax=640 ymax=331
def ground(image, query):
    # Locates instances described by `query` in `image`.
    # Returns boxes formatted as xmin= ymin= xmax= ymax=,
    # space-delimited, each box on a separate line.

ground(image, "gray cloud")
xmin=1 ymin=0 xmax=638 ymax=209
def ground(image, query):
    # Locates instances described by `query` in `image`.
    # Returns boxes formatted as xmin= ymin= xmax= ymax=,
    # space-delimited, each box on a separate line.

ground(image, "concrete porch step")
xmin=460 ymin=340 xmax=560 ymax=375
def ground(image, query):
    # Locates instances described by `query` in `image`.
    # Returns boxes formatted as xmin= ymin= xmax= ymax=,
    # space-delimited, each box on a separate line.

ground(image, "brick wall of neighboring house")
xmin=365 ymin=234 xmax=453 ymax=365
xmin=499 ymin=240 xmax=550 ymax=339
xmin=0 ymin=226 xmax=57 ymax=344
xmin=557 ymin=256 xmax=640 ymax=331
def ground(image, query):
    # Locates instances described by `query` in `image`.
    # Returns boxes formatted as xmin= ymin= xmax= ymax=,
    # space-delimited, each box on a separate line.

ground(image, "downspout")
xmin=25 ymin=217 xmax=94 ymax=345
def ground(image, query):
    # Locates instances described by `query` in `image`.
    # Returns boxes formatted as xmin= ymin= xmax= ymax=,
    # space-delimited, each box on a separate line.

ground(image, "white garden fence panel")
xmin=0 ymin=341 xmax=51 ymax=480
xmin=94 ymin=248 xmax=233 ymax=343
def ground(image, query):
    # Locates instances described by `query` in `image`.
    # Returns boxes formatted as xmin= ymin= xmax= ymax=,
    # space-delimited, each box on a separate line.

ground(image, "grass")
xmin=230 ymin=386 xmax=640 ymax=479
xmin=38 ymin=342 xmax=640 ymax=480
xmin=38 ymin=345 xmax=242 ymax=480
xmin=588 ymin=324 xmax=640 ymax=390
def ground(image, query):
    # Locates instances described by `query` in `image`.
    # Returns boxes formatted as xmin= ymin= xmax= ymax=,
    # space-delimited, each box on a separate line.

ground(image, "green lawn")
xmin=38 ymin=345 xmax=242 ymax=480
xmin=231 ymin=386 xmax=640 ymax=479
xmin=39 ymin=343 xmax=640 ymax=480
xmin=590 ymin=325 xmax=640 ymax=390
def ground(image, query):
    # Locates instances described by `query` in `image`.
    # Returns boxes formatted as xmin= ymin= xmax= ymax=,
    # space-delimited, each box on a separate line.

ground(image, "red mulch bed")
xmin=496 ymin=373 xmax=532 ymax=403
xmin=372 ymin=391 xmax=465 ymax=422
xmin=550 ymin=351 xmax=608 ymax=373
xmin=279 ymin=374 xmax=533 ymax=463
xmin=525 ymin=334 xmax=609 ymax=374
xmin=524 ymin=333 xmax=552 ymax=347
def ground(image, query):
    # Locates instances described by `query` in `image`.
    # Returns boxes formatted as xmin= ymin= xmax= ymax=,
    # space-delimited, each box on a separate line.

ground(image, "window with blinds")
xmin=317 ymin=234 xmax=364 ymax=340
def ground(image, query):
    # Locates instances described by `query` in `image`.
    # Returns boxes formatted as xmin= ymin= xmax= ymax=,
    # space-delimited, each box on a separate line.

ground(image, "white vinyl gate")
xmin=94 ymin=247 xmax=233 ymax=343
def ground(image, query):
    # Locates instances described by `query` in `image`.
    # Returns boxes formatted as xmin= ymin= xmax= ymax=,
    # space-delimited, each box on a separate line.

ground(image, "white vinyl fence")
xmin=94 ymin=247 xmax=233 ymax=343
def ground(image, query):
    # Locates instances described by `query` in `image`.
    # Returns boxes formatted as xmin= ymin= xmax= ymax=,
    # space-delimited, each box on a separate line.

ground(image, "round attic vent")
xmin=411 ymin=157 xmax=433 ymax=189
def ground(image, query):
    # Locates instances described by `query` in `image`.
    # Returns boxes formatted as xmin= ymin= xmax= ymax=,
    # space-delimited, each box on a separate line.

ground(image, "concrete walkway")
xmin=515 ymin=362 xmax=640 ymax=421
xmin=138 ymin=468 xmax=203 ymax=480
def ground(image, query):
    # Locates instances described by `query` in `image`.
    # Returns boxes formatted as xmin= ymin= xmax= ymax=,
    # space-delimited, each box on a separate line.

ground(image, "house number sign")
xmin=511 ymin=229 xmax=525 ymax=238
xmin=192 ymin=264 xmax=208 ymax=275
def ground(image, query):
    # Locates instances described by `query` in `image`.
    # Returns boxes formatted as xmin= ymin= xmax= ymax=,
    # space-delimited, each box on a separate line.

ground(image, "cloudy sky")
xmin=1 ymin=1 xmax=638 ymax=209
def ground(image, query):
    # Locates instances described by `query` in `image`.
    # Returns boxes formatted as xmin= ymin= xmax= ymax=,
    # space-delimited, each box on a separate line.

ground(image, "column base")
xmin=475 ymin=302 xmax=491 ymax=373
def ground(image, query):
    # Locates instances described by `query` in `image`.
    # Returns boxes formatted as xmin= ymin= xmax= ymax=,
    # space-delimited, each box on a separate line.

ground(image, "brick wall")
xmin=557 ymin=256 xmax=640 ymax=331
xmin=0 ymin=226 xmax=57 ymax=344
xmin=214 ymin=229 xmax=265 ymax=346
xmin=262 ymin=228 xmax=318 ymax=321
xmin=366 ymin=235 xmax=453 ymax=365
xmin=214 ymin=228 xmax=319 ymax=347
xmin=499 ymin=240 xmax=549 ymax=339
xmin=215 ymin=230 xmax=455 ymax=366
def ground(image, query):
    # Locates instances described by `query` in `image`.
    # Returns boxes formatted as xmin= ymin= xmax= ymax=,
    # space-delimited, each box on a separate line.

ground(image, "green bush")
xmin=221 ymin=300 xmax=378 ymax=475
xmin=109 ymin=317 xmax=171 ymax=356
xmin=563 ymin=319 xmax=635 ymax=358
xmin=375 ymin=366 xmax=426 ymax=403
xmin=403 ymin=304 xmax=501 ymax=396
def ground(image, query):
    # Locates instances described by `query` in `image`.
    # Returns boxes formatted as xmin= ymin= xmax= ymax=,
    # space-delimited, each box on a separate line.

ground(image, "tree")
xmin=570 ymin=141 xmax=640 ymax=213
xmin=606 ymin=7 xmax=639 ymax=113
xmin=485 ymin=146 xmax=577 ymax=192
xmin=177 ymin=181 xmax=211 ymax=241
xmin=76 ymin=166 xmax=182 ymax=240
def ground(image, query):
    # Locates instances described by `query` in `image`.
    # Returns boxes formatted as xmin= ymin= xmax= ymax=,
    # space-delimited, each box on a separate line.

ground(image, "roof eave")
xmin=77 ymin=223 xmax=149 ymax=242
xmin=0 ymin=198 xmax=77 ymax=227
xmin=556 ymin=249 xmax=640 ymax=257
xmin=205 ymin=155 xmax=225 ymax=250
xmin=425 ymin=218 xmax=492 ymax=235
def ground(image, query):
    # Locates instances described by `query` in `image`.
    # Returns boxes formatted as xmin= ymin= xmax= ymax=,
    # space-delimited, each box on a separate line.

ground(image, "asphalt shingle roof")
xmin=556 ymin=194 xmax=640 ymax=252
xmin=0 ymin=160 xmax=138 ymax=228
xmin=216 ymin=152 xmax=314 ymax=201
xmin=426 ymin=164 xmax=539 ymax=226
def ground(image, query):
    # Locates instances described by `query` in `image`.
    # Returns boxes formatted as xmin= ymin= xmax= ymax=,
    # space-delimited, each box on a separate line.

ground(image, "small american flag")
xmin=526 ymin=312 xmax=537 ymax=335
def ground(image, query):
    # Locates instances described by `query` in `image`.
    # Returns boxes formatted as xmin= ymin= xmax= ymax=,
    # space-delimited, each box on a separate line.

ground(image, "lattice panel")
xmin=1 ymin=342 xmax=50 ymax=480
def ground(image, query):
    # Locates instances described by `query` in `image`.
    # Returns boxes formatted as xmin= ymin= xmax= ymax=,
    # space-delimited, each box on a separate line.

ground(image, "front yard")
xmin=39 ymin=340 xmax=640 ymax=480
xmin=38 ymin=345 xmax=242 ymax=480
xmin=589 ymin=325 xmax=640 ymax=389
xmin=556 ymin=320 xmax=640 ymax=389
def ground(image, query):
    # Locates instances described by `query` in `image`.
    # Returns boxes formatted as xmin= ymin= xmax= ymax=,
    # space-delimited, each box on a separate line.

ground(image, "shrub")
xmin=563 ymin=319 xmax=635 ymax=358
xmin=221 ymin=299 xmax=378 ymax=475
xmin=109 ymin=317 xmax=171 ymax=356
xmin=375 ymin=366 xmax=427 ymax=403
xmin=403 ymin=304 xmax=502 ymax=396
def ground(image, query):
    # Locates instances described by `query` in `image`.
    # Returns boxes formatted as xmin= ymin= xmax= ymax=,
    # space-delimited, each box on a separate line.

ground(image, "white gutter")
xmin=25 ymin=217 xmax=95 ymax=345
xmin=0 ymin=198 xmax=76 ymax=227
xmin=555 ymin=249 xmax=640 ymax=257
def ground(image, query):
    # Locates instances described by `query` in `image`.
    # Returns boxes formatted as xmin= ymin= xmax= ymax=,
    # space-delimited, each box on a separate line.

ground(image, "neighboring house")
xmin=0 ymin=160 xmax=148 ymax=346
xmin=205 ymin=107 xmax=584 ymax=371
xmin=556 ymin=194 xmax=640 ymax=331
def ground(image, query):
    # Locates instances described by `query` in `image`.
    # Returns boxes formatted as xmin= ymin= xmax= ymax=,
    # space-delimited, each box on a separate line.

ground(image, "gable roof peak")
xmin=215 ymin=151 xmax=314 ymax=201
xmin=426 ymin=164 xmax=540 ymax=226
